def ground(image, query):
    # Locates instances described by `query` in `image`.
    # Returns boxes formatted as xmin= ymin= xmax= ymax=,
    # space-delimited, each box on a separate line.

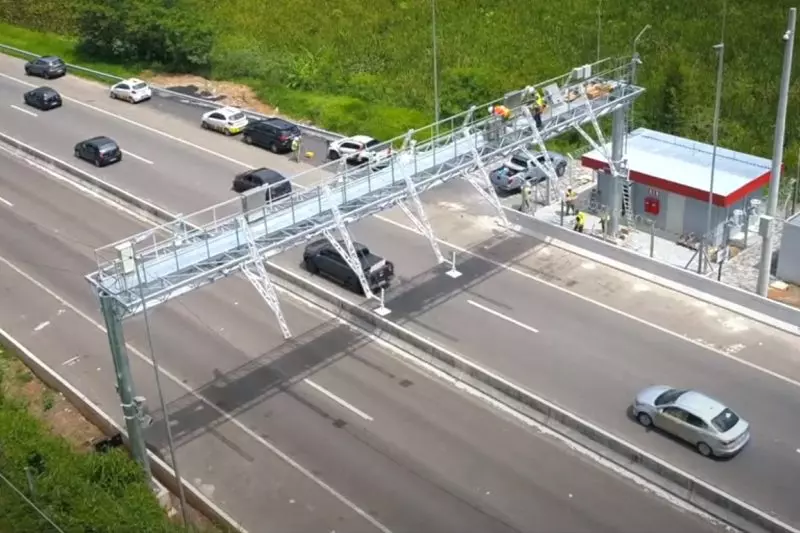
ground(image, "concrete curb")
xmin=0 ymin=328 xmax=248 ymax=533
xmin=266 ymin=262 xmax=797 ymax=533
xmin=504 ymin=208 xmax=800 ymax=337
xmin=3 ymin=125 xmax=795 ymax=532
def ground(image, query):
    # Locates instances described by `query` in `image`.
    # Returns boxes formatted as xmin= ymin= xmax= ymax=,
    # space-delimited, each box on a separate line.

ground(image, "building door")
xmin=665 ymin=193 xmax=685 ymax=235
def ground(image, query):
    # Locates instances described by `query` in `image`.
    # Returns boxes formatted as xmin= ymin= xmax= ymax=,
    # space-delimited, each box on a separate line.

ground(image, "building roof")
xmin=581 ymin=128 xmax=773 ymax=207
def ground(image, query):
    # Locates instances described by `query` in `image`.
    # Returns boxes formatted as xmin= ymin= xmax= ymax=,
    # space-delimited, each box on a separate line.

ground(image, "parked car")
xmin=24 ymin=56 xmax=67 ymax=79
xmin=201 ymin=106 xmax=248 ymax=135
xmin=73 ymin=136 xmax=123 ymax=167
xmin=632 ymin=386 xmax=750 ymax=458
xmin=490 ymin=150 xmax=567 ymax=192
xmin=242 ymin=117 xmax=301 ymax=154
xmin=23 ymin=86 xmax=62 ymax=111
xmin=303 ymin=239 xmax=395 ymax=294
xmin=232 ymin=167 xmax=292 ymax=201
xmin=327 ymin=135 xmax=392 ymax=166
xmin=109 ymin=78 xmax=152 ymax=103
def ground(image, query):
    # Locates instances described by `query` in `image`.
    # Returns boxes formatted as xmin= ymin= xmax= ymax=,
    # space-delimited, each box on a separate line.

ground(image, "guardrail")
xmin=266 ymin=262 xmax=796 ymax=533
xmin=0 ymin=43 xmax=344 ymax=142
xmin=0 ymin=328 xmax=248 ymax=533
xmin=2 ymin=75 xmax=795 ymax=533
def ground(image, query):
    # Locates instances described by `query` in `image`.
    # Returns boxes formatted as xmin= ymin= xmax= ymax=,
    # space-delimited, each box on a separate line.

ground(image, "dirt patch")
xmin=769 ymin=282 xmax=800 ymax=308
xmin=142 ymin=72 xmax=288 ymax=116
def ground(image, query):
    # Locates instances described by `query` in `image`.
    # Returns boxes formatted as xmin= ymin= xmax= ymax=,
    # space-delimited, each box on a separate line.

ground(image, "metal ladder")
xmin=620 ymin=161 xmax=634 ymax=227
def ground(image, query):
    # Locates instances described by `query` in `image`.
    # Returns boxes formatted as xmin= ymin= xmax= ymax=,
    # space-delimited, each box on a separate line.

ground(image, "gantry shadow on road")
xmin=143 ymin=305 xmax=404 ymax=454
xmin=144 ymin=225 xmax=565 ymax=457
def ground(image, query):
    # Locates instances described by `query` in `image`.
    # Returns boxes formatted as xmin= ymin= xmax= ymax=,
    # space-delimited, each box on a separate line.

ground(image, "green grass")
xmin=2 ymin=1 xmax=800 ymax=165
xmin=0 ymin=345 xmax=206 ymax=533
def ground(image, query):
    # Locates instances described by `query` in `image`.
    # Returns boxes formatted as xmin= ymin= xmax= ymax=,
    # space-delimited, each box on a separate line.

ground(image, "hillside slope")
xmin=1 ymin=0 xmax=799 ymax=167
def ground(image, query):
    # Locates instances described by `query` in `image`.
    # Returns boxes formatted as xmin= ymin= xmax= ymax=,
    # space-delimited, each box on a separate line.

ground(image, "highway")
xmin=0 ymin=51 xmax=795 ymax=528
xmin=0 ymin=139 xmax=724 ymax=530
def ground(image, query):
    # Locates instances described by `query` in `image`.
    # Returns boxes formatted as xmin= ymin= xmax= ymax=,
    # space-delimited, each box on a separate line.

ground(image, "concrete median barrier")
xmin=0 ymin=328 xmax=248 ymax=533
xmin=266 ymin=262 xmax=797 ymax=533
xmin=505 ymin=208 xmax=800 ymax=336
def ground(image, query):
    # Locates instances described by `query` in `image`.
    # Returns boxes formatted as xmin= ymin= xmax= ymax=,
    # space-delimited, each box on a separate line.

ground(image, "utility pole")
xmin=757 ymin=7 xmax=796 ymax=296
xmin=431 ymin=0 xmax=440 ymax=134
xmin=99 ymin=294 xmax=151 ymax=479
xmin=630 ymin=24 xmax=651 ymax=129
xmin=700 ymin=42 xmax=725 ymax=274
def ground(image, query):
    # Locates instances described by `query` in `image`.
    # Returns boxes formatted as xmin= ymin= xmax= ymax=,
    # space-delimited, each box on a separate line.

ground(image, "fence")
xmin=0 ymin=43 xmax=344 ymax=142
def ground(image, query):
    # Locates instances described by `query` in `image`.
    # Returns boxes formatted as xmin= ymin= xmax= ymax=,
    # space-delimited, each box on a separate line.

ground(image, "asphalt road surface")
xmin=0 ymin=51 xmax=792 ymax=528
xmin=0 ymin=141 xmax=726 ymax=531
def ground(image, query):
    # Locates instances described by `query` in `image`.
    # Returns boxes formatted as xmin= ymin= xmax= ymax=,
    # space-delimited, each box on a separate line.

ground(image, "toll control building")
xmin=581 ymin=128 xmax=772 ymax=246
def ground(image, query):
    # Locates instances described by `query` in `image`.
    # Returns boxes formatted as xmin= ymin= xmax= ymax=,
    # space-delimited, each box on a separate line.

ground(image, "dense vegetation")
xmin=0 ymin=346 xmax=189 ymax=533
xmin=1 ymin=0 xmax=800 ymax=171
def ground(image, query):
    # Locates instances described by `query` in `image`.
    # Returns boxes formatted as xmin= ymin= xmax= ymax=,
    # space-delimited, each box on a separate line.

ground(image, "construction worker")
xmin=519 ymin=181 xmax=532 ymax=213
xmin=532 ymin=90 xmax=546 ymax=129
xmin=565 ymin=187 xmax=577 ymax=215
xmin=573 ymin=210 xmax=586 ymax=233
xmin=599 ymin=210 xmax=610 ymax=235
xmin=491 ymin=104 xmax=512 ymax=121
xmin=291 ymin=136 xmax=301 ymax=162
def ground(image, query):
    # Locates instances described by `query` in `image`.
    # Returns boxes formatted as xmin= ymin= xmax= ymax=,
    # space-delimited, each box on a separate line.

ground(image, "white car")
xmin=201 ymin=106 xmax=248 ymax=135
xmin=328 ymin=135 xmax=392 ymax=166
xmin=109 ymin=78 xmax=152 ymax=103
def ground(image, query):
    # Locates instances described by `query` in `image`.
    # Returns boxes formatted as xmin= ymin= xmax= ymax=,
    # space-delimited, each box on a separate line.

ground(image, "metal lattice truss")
xmin=87 ymin=57 xmax=644 ymax=319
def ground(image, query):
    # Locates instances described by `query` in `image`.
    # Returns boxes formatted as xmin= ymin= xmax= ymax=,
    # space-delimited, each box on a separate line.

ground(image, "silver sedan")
xmin=632 ymin=385 xmax=750 ymax=457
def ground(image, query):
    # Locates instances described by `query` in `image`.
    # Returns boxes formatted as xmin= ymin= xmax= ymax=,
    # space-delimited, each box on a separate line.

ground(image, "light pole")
xmin=630 ymin=24 xmax=651 ymax=129
xmin=431 ymin=0 xmax=440 ymax=131
xmin=699 ymin=41 xmax=725 ymax=274
xmin=757 ymin=7 xmax=796 ymax=296
xmin=596 ymin=0 xmax=602 ymax=61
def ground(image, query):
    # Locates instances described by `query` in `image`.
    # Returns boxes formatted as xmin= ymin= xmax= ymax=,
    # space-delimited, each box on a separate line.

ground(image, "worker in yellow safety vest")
xmin=573 ymin=211 xmax=586 ymax=233
xmin=291 ymin=136 xmax=301 ymax=162
xmin=532 ymin=90 xmax=546 ymax=129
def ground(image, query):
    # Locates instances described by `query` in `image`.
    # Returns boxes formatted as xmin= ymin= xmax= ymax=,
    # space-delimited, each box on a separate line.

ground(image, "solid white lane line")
xmin=304 ymin=379 xmax=374 ymax=422
xmin=0 ymin=194 xmax=13 ymax=207
xmin=33 ymin=321 xmax=50 ymax=332
xmin=377 ymin=215 xmax=800 ymax=391
xmin=122 ymin=150 xmax=153 ymax=165
xmin=467 ymin=300 xmax=539 ymax=334
xmin=0 ymin=253 xmax=392 ymax=533
xmin=10 ymin=104 xmax=37 ymax=117
xmin=0 ymin=72 xmax=254 ymax=170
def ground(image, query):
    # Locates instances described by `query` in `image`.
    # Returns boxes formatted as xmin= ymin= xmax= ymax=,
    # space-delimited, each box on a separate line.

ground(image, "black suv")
xmin=303 ymin=239 xmax=395 ymax=294
xmin=74 ymin=136 xmax=122 ymax=167
xmin=242 ymin=118 xmax=301 ymax=154
xmin=232 ymin=167 xmax=292 ymax=201
xmin=24 ymin=86 xmax=62 ymax=110
xmin=24 ymin=56 xmax=67 ymax=79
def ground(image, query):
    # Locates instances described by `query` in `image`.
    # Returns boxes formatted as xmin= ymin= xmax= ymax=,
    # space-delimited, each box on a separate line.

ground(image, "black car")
xmin=74 ymin=136 xmax=123 ymax=167
xmin=303 ymin=239 xmax=395 ymax=294
xmin=242 ymin=118 xmax=301 ymax=154
xmin=23 ymin=86 xmax=62 ymax=111
xmin=24 ymin=56 xmax=67 ymax=79
xmin=232 ymin=167 xmax=292 ymax=201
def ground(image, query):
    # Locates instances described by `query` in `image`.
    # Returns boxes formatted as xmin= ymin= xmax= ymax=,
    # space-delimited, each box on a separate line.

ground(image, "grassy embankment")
xmin=1 ymin=0 xmax=800 ymax=168
xmin=0 ymin=342 xmax=216 ymax=533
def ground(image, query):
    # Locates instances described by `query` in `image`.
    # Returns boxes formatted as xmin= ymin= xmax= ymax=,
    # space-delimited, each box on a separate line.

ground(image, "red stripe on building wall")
xmin=580 ymin=156 xmax=773 ymax=208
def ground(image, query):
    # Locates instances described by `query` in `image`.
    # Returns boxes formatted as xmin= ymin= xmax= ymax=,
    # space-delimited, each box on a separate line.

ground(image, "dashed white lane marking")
xmin=122 ymin=150 xmax=154 ymax=165
xmin=9 ymin=104 xmax=37 ymax=117
xmin=62 ymin=356 xmax=80 ymax=366
xmin=467 ymin=299 xmax=539 ymax=334
xmin=0 ymin=72 xmax=254 ymax=170
xmin=0 ymin=253 xmax=392 ymax=533
xmin=0 ymin=194 xmax=13 ymax=207
xmin=33 ymin=320 xmax=50 ymax=332
xmin=303 ymin=379 xmax=374 ymax=422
